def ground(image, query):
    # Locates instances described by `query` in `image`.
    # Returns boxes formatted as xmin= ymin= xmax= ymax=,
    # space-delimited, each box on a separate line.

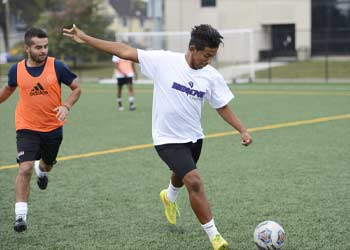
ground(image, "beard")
xmin=29 ymin=51 xmax=47 ymax=64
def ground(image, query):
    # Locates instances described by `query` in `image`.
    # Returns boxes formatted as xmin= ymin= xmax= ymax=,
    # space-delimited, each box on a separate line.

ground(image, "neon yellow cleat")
xmin=212 ymin=234 xmax=228 ymax=250
xmin=160 ymin=189 xmax=180 ymax=225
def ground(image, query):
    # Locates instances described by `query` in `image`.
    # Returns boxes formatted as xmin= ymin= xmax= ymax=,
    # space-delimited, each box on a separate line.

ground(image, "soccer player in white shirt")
xmin=63 ymin=24 xmax=252 ymax=250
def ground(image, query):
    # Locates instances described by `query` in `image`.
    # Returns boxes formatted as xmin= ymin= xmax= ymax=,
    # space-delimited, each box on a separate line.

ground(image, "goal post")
xmin=115 ymin=28 xmax=255 ymax=83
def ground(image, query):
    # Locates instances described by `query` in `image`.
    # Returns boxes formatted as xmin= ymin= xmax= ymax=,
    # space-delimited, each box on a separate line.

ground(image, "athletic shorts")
xmin=117 ymin=77 xmax=133 ymax=86
xmin=155 ymin=139 xmax=203 ymax=180
xmin=16 ymin=127 xmax=63 ymax=164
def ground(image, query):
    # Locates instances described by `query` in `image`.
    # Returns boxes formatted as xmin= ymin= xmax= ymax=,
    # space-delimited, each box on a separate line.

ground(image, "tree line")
xmin=0 ymin=0 xmax=114 ymax=65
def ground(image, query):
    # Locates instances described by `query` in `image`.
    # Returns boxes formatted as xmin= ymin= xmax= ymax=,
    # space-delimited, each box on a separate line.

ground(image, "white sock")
xmin=15 ymin=202 xmax=28 ymax=221
xmin=201 ymin=218 xmax=220 ymax=241
xmin=34 ymin=160 xmax=46 ymax=177
xmin=166 ymin=181 xmax=181 ymax=202
xmin=128 ymin=96 xmax=135 ymax=103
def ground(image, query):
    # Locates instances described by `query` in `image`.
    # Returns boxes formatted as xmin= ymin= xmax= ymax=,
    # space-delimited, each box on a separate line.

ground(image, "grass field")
xmin=0 ymin=82 xmax=349 ymax=250
xmin=255 ymin=60 xmax=350 ymax=79
xmin=2 ymin=59 xmax=350 ymax=80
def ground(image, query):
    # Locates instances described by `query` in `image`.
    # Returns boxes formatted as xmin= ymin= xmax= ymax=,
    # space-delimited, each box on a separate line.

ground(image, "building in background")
xmin=312 ymin=0 xmax=350 ymax=55
xmin=164 ymin=0 xmax=311 ymax=62
xmin=103 ymin=0 xmax=350 ymax=62
xmin=2 ymin=0 xmax=350 ymax=64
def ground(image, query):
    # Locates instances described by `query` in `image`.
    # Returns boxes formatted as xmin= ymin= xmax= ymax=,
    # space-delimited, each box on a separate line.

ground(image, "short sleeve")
xmin=112 ymin=55 xmax=120 ymax=63
xmin=207 ymin=74 xmax=234 ymax=109
xmin=54 ymin=59 xmax=77 ymax=86
xmin=137 ymin=49 xmax=165 ymax=79
xmin=8 ymin=64 xmax=18 ymax=87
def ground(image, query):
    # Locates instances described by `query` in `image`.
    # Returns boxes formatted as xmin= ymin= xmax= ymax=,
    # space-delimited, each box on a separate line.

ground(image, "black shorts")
xmin=155 ymin=139 xmax=203 ymax=180
xmin=117 ymin=77 xmax=133 ymax=86
xmin=16 ymin=127 xmax=63 ymax=164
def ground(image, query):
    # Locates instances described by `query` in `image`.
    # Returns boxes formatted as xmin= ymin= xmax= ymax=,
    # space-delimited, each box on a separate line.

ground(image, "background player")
xmin=112 ymin=55 xmax=136 ymax=111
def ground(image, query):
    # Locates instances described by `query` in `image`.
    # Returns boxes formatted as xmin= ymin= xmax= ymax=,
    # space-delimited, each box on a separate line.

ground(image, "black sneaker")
xmin=14 ymin=218 xmax=27 ymax=233
xmin=37 ymin=175 xmax=48 ymax=190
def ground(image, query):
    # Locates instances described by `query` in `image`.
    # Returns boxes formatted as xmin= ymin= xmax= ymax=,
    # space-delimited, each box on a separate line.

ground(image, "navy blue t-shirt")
xmin=8 ymin=58 xmax=77 ymax=87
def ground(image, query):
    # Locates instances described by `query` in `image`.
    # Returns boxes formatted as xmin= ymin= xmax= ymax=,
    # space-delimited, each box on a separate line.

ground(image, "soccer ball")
xmin=253 ymin=220 xmax=285 ymax=250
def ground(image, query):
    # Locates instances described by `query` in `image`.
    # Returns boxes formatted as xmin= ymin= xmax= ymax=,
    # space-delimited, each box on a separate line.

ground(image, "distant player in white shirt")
xmin=63 ymin=24 xmax=252 ymax=250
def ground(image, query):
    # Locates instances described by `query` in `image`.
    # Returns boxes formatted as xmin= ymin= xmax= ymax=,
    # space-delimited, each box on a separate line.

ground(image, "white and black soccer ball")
xmin=253 ymin=220 xmax=286 ymax=250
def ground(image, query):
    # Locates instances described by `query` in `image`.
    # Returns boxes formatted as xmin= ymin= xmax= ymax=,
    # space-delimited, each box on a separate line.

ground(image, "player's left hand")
xmin=62 ymin=24 xmax=85 ymax=43
xmin=240 ymin=131 xmax=252 ymax=146
xmin=54 ymin=105 xmax=70 ymax=121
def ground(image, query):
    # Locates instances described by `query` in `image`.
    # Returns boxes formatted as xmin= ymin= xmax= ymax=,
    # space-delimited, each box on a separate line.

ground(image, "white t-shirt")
xmin=137 ymin=49 xmax=234 ymax=145
xmin=112 ymin=55 xmax=120 ymax=63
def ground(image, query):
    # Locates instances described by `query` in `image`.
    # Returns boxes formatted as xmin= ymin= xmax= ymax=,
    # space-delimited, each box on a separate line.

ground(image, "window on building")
xmin=139 ymin=17 xmax=145 ymax=28
xmin=312 ymin=0 xmax=350 ymax=55
xmin=122 ymin=17 xmax=128 ymax=27
xmin=201 ymin=0 xmax=216 ymax=7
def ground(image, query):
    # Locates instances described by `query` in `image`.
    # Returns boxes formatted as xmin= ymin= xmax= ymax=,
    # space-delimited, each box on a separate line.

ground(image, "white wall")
xmin=164 ymin=0 xmax=311 ymax=61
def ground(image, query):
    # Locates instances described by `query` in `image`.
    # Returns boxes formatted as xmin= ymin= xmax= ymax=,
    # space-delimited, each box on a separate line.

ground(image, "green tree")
xmin=0 ymin=0 xmax=48 ymax=51
xmin=36 ymin=0 xmax=113 ymax=66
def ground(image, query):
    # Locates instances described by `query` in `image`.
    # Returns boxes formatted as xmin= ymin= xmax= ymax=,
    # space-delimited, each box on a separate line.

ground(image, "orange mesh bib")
xmin=115 ymin=59 xmax=134 ymax=76
xmin=15 ymin=57 xmax=65 ymax=132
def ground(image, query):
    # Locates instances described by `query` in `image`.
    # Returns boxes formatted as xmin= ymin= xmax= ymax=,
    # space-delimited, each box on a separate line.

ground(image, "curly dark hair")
xmin=189 ymin=24 xmax=224 ymax=51
xmin=24 ymin=27 xmax=48 ymax=46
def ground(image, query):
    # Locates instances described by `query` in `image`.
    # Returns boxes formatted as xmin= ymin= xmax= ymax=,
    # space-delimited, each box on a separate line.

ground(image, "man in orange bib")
xmin=0 ymin=28 xmax=81 ymax=233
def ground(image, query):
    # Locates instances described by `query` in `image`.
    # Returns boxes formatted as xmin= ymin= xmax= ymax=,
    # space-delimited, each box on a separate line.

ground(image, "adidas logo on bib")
xmin=30 ymin=83 xmax=48 ymax=96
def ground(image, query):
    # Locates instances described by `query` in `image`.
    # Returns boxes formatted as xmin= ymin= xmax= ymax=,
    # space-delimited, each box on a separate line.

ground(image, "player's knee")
xmin=184 ymin=172 xmax=203 ymax=193
xmin=18 ymin=163 xmax=33 ymax=176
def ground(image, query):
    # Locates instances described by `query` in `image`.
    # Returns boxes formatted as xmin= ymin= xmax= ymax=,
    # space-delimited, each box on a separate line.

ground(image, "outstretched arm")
xmin=62 ymin=24 xmax=138 ymax=63
xmin=216 ymin=105 xmax=252 ymax=146
xmin=0 ymin=85 xmax=16 ymax=104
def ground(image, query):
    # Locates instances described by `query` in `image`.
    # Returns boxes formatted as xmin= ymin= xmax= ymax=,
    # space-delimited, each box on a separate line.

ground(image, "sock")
xmin=166 ymin=181 xmax=181 ymax=202
xmin=201 ymin=218 xmax=220 ymax=241
xmin=15 ymin=202 xmax=28 ymax=221
xmin=34 ymin=160 xmax=46 ymax=178
xmin=116 ymin=98 xmax=123 ymax=107
xmin=129 ymin=96 xmax=135 ymax=108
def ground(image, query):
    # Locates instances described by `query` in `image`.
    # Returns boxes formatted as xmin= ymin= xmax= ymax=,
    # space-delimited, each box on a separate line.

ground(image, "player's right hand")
xmin=62 ymin=24 xmax=85 ymax=44
xmin=53 ymin=105 xmax=69 ymax=122
xmin=240 ymin=131 xmax=252 ymax=146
